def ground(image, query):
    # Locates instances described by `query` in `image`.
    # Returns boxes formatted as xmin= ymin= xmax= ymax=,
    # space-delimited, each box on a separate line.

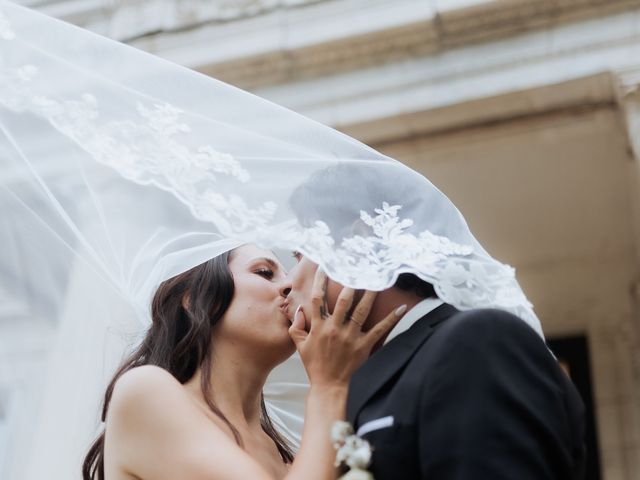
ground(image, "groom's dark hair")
xmin=394 ymin=273 xmax=437 ymax=299
xmin=290 ymin=162 xmax=437 ymax=299
xmin=82 ymin=252 xmax=294 ymax=480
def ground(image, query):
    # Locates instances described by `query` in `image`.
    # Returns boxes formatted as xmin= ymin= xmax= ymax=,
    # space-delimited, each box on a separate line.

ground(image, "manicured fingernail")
xmin=295 ymin=305 xmax=302 ymax=317
xmin=395 ymin=304 xmax=407 ymax=316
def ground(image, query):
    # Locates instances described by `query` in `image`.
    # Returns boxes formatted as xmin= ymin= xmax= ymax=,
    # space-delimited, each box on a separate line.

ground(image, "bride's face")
xmin=216 ymin=244 xmax=295 ymax=360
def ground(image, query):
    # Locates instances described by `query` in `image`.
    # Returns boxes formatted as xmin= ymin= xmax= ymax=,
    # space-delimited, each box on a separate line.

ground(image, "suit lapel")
xmin=347 ymin=303 xmax=458 ymax=422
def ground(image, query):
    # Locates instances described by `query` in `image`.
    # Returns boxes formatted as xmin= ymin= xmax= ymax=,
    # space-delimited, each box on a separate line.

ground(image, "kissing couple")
xmin=84 ymin=164 xmax=587 ymax=480
xmin=0 ymin=3 xmax=585 ymax=480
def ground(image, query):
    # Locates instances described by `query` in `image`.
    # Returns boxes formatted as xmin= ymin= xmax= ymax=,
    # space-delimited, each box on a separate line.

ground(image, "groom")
xmin=282 ymin=164 xmax=586 ymax=479
xmin=283 ymin=260 xmax=586 ymax=479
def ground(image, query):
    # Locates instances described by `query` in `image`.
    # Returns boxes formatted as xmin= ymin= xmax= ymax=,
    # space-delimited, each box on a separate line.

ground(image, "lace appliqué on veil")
xmin=288 ymin=203 xmax=532 ymax=321
xmin=0 ymin=47 xmax=276 ymax=233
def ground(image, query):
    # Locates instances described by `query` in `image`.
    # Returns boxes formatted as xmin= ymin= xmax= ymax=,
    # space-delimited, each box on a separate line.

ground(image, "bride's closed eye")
xmin=255 ymin=268 xmax=275 ymax=280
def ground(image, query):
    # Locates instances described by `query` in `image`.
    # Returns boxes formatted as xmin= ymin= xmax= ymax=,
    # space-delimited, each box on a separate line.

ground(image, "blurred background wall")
xmin=4 ymin=1 xmax=640 ymax=479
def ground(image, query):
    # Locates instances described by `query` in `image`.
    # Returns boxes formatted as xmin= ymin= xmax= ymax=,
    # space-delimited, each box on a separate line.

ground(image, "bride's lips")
xmin=280 ymin=301 xmax=292 ymax=322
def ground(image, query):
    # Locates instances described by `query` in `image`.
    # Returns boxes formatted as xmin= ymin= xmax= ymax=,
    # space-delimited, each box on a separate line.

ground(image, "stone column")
xmin=610 ymin=68 xmax=640 ymax=480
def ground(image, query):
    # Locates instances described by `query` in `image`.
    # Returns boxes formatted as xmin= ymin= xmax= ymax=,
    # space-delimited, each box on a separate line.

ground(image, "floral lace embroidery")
xmin=284 ymin=202 xmax=475 ymax=289
xmin=0 ymin=61 xmax=275 ymax=233
xmin=275 ymin=203 xmax=535 ymax=329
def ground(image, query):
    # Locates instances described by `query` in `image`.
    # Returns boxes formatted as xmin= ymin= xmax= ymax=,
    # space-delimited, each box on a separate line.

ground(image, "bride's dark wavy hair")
xmin=82 ymin=251 xmax=294 ymax=480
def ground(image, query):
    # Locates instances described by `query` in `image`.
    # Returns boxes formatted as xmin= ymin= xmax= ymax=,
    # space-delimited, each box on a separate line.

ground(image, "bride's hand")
xmin=289 ymin=268 xmax=406 ymax=387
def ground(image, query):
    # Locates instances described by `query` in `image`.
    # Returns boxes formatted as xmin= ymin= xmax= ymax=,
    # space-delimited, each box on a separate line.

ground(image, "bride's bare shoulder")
xmin=113 ymin=365 xmax=181 ymax=400
xmin=114 ymin=365 xmax=181 ymax=394
xmin=104 ymin=368 xmax=269 ymax=479
xmin=107 ymin=365 xmax=190 ymax=428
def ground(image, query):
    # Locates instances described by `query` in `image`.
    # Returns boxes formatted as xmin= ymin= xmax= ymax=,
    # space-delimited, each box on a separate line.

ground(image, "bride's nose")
xmin=279 ymin=281 xmax=292 ymax=298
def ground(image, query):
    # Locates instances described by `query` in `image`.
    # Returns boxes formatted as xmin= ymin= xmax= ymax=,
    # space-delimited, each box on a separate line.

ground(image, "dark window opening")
xmin=547 ymin=335 xmax=601 ymax=480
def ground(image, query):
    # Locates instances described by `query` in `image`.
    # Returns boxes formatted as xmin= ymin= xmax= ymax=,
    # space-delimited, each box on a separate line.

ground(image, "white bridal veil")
xmin=0 ymin=2 xmax=542 ymax=478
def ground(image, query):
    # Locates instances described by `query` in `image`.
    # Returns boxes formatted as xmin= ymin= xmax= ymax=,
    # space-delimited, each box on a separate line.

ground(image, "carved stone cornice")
xmin=437 ymin=0 xmax=640 ymax=48
xmin=167 ymin=0 xmax=640 ymax=89
xmin=198 ymin=19 xmax=439 ymax=89
xmin=38 ymin=0 xmax=325 ymax=39
xmin=35 ymin=0 xmax=640 ymax=89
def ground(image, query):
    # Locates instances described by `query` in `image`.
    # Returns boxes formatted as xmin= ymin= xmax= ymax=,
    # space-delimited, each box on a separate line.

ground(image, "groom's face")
xmin=283 ymin=254 xmax=342 ymax=324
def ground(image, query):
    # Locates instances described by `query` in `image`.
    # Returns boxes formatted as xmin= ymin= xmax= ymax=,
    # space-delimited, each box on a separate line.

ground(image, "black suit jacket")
xmin=347 ymin=304 xmax=586 ymax=479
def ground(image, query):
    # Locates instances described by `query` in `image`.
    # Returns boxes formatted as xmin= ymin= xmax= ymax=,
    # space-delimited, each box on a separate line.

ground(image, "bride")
xmin=83 ymin=244 xmax=404 ymax=480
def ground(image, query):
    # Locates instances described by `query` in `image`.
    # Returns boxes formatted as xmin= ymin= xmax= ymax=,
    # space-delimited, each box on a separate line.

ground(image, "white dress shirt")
xmin=383 ymin=297 xmax=445 ymax=346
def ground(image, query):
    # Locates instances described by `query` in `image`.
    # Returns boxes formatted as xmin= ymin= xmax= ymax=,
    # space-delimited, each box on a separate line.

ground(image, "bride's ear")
xmin=181 ymin=293 xmax=190 ymax=311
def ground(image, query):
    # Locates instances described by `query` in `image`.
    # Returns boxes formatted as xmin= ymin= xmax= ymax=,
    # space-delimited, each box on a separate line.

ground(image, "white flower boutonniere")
xmin=331 ymin=421 xmax=374 ymax=480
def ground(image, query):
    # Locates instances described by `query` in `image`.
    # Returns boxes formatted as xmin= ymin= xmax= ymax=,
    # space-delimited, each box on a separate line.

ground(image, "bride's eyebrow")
xmin=249 ymin=257 xmax=281 ymax=270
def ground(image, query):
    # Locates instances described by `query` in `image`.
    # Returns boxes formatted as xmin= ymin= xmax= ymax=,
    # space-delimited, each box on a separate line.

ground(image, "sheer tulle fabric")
xmin=0 ymin=2 xmax=541 ymax=479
